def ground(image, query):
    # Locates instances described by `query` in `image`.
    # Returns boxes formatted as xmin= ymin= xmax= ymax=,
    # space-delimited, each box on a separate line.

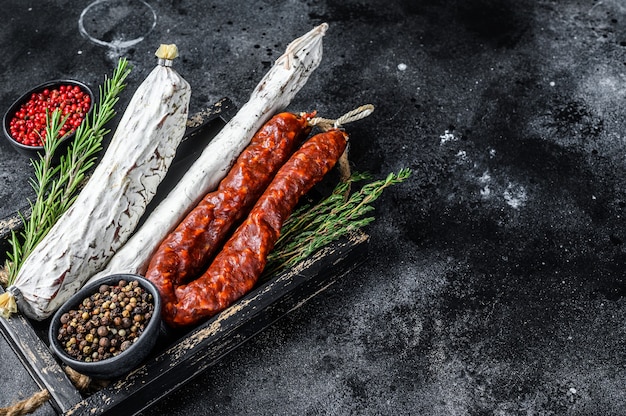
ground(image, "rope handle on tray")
xmin=0 ymin=390 xmax=50 ymax=416
xmin=0 ymin=367 xmax=95 ymax=415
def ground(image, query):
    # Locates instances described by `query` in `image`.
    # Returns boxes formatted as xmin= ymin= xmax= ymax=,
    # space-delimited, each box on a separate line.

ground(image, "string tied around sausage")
xmin=309 ymin=104 xmax=374 ymax=187
xmin=278 ymin=23 xmax=329 ymax=70
xmin=309 ymin=104 xmax=374 ymax=132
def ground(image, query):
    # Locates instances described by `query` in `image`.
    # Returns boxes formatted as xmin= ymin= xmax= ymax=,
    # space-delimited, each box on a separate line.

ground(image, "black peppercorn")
xmin=97 ymin=325 xmax=109 ymax=337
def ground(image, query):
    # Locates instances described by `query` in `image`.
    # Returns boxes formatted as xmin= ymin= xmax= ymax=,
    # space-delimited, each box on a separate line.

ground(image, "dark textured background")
xmin=1 ymin=0 xmax=626 ymax=414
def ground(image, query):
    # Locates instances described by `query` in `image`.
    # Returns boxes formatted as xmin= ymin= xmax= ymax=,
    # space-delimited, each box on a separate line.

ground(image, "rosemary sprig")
xmin=262 ymin=168 xmax=411 ymax=279
xmin=4 ymin=59 xmax=131 ymax=287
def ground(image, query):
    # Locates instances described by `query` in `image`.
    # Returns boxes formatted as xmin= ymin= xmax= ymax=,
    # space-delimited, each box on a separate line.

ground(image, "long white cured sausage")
xmin=8 ymin=45 xmax=191 ymax=320
xmin=91 ymin=23 xmax=328 ymax=281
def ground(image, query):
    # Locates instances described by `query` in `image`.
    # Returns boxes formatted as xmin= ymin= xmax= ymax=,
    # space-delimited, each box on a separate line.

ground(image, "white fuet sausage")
xmin=9 ymin=46 xmax=191 ymax=320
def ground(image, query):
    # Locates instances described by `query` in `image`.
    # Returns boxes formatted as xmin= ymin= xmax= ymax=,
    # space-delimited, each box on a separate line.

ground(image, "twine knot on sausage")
xmin=309 ymin=104 xmax=375 ymax=132
xmin=278 ymin=23 xmax=329 ymax=70
xmin=309 ymin=104 xmax=375 ymax=185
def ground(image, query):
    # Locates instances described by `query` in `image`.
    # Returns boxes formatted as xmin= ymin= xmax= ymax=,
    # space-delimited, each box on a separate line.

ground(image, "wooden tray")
xmin=0 ymin=99 xmax=369 ymax=415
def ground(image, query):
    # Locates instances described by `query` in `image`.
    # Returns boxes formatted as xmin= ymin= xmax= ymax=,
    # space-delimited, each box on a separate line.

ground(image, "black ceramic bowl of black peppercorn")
xmin=48 ymin=274 xmax=162 ymax=379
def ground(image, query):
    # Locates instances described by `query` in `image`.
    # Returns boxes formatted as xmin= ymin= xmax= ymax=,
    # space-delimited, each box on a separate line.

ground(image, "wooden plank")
xmin=65 ymin=231 xmax=369 ymax=416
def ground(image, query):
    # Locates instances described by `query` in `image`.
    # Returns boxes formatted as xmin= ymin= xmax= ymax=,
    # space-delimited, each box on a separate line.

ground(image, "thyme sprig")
xmin=4 ymin=59 xmax=131 ymax=287
xmin=263 ymin=168 xmax=411 ymax=279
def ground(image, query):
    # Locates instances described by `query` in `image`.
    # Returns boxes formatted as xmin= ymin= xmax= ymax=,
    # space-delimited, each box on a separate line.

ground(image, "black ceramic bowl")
xmin=48 ymin=274 xmax=162 ymax=379
xmin=2 ymin=79 xmax=95 ymax=159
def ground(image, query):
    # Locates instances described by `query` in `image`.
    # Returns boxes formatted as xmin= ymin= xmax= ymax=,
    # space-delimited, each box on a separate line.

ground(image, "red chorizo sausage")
xmin=166 ymin=128 xmax=349 ymax=327
xmin=145 ymin=112 xmax=314 ymax=308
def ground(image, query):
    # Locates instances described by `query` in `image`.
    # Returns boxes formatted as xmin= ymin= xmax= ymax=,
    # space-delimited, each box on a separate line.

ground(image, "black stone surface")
xmin=1 ymin=0 xmax=626 ymax=414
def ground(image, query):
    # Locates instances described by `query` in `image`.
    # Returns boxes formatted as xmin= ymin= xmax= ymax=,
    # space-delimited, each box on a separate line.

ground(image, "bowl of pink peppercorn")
xmin=2 ymin=79 xmax=94 ymax=159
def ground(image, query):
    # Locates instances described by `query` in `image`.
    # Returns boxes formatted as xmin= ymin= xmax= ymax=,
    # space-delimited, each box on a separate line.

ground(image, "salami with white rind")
xmin=8 ymin=46 xmax=191 ymax=320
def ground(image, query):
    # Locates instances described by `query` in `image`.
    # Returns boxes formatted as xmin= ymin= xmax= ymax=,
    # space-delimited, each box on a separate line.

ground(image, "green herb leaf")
xmin=4 ymin=59 xmax=131 ymax=286
xmin=262 ymin=168 xmax=411 ymax=280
